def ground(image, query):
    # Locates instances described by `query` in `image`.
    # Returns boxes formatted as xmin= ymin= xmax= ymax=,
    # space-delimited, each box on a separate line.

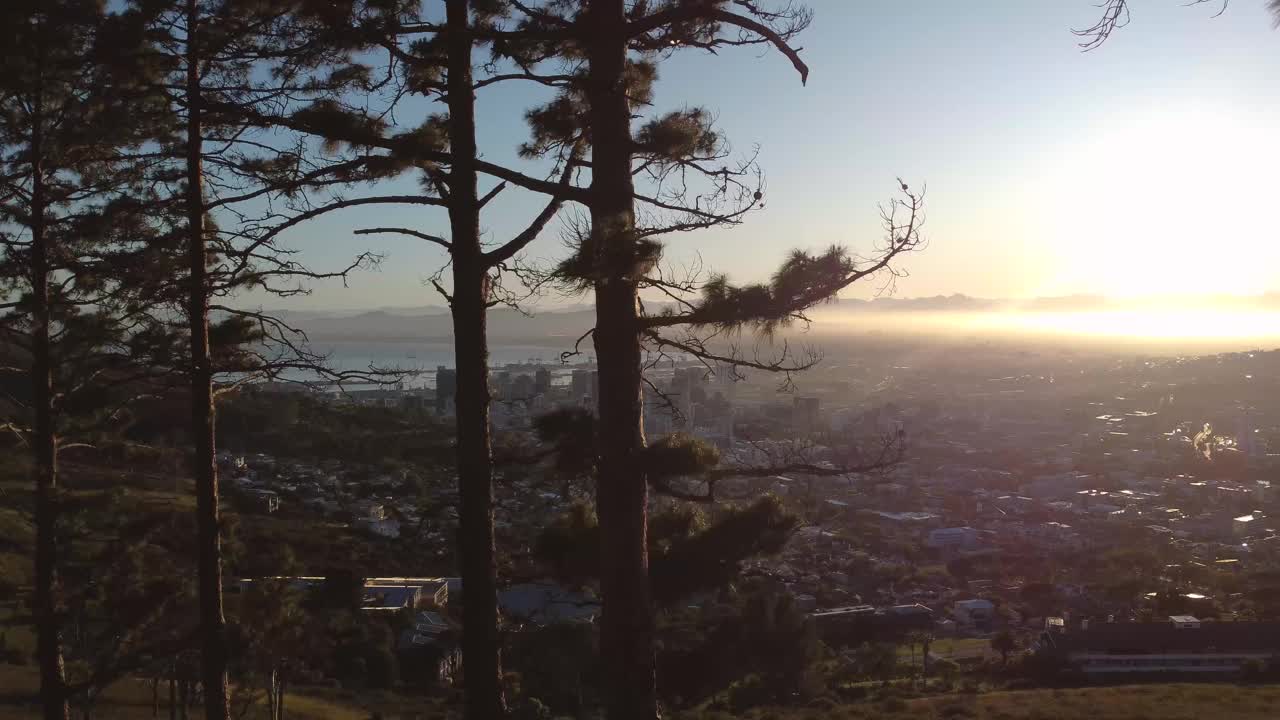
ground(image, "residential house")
xmin=927 ymin=527 xmax=980 ymax=550
xmin=362 ymin=585 xmax=422 ymax=611
xmin=362 ymin=578 xmax=449 ymax=611
xmin=498 ymin=582 xmax=599 ymax=625
xmin=953 ymin=598 xmax=996 ymax=628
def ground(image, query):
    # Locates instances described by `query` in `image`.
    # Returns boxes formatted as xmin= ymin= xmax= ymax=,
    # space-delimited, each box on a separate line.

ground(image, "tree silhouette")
xmin=61 ymin=500 xmax=199 ymax=720
xmin=0 ymin=3 xmax=172 ymax=718
xmin=1072 ymin=0 xmax=1280 ymax=49
xmin=338 ymin=3 xmax=582 ymax=713
xmin=905 ymin=629 xmax=934 ymax=680
xmin=991 ymin=630 xmax=1019 ymax=666
xmin=484 ymin=4 xmax=922 ymax=716
xmin=233 ymin=578 xmax=309 ymax=720
xmin=131 ymin=2 xmax=410 ymax=717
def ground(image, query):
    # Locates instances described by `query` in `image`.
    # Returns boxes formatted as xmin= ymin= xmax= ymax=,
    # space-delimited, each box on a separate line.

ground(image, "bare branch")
xmin=1073 ymin=0 xmax=1231 ymax=50
xmin=478 ymin=181 xmax=507 ymax=208
xmin=560 ymin=328 xmax=595 ymax=363
xmin=355 ymin=226 xmax=452 ymax=250
xmin=628 ymin=5 xmax=810 ymax=84
xmin=483 ymin=156 xmax=577 ymax=267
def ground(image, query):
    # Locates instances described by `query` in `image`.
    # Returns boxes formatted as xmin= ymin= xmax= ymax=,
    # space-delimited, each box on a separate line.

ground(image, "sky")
xmin=249 ymin=0 xmax=1280 ymax=312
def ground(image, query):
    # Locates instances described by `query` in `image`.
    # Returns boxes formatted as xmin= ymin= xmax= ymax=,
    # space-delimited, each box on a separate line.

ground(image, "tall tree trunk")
xmin=444 ymin=1 xmax=505 ymax=716
xmin=267 ymin=668 xmax=277 ymax=720
xmin=168 ymin=671 xmax=176 ymax=720
xmin=275 ymin=669 xmax=286 ymax=720
xmin=184 ymin=3 xmax=229 ymax=718
xmin=79 ymin=688 xmax=98 ymax=720
xmin=29 ymin=52 xmax=70 ymax=720
xmin=585 ymin=2 xmax=657 ymax=718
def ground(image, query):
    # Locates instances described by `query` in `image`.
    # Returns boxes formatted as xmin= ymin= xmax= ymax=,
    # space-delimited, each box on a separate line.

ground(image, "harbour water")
xmin=311 ymin=340 xmax=591 ymax=388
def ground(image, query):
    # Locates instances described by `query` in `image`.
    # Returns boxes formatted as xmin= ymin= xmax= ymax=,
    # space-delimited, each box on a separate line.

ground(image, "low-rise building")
xmin=356 ymin=516 xmax=401 ymax=538
xmin=1040 ymin=617 xmax=1280 ymax=674
xmin=246 ymin=489 xmax=280 ymax=513
xmin=1234 ymin=513 xmax=1262 ymax=538
xmin=362 ymin=584 xmax=422 ymax=611
xmin=362 ymin=578 xmax=449 ymax=611
xmin=927 ymin=526 xmax=980 ymax=549
xmin=498 ymin=582 xmax=599 ymax=625
xmin=953 ymin=598 xmax=996 ymax=627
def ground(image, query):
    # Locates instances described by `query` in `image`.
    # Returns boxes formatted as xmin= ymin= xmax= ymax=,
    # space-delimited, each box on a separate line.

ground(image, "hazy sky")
xmin=252 ymin=0 xmax=1280 ymax=311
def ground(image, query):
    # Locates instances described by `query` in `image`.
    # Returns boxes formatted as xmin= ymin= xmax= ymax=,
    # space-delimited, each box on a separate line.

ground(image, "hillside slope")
xmin=687 ymin=684 xmax=1280 ymax=720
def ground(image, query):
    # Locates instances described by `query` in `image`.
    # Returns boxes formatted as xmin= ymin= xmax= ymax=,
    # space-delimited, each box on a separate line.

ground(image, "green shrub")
xmin=1239 ymin=658 xmax=1266 ymax=683
xmin=728 ymin=674 xmax=771 ymax=714
xmin=938 ymin=697 xmax=976 ymax=718
xmin=878 ymin=696 xmax=907 ymax=713
xmin=0 ymin=633 xmax=24 ymax=665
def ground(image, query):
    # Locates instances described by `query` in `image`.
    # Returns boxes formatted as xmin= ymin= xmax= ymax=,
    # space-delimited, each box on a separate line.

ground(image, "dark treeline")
xmin=0 ymin=2 xmax=925 ymax=720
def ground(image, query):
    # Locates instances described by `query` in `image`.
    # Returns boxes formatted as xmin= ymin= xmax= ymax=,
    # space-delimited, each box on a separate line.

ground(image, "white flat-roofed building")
xmin=927 ymin=526 xmax=979 ymax=549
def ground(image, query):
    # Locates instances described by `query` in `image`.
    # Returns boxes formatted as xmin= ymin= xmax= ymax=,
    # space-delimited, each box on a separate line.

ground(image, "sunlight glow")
xmin=1034 ymin=106 xmax=1280 ymax=299
xmin=962 ymin=309 xmax=1280 ymax=341
xmin=814 ymin=305 xmax=1280 ymax=348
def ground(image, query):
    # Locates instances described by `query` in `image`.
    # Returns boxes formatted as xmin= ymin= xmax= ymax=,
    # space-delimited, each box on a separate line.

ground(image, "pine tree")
xmin=0 ymin=4 xmax=173 ymax=718
xmin=252 ymin=5 xmax=917 ymax=716
xmin=1072 ymin=0 xmax=1274 ymax=50
xmin=130 ymin=3 xmax=417 ymax=717
xmin=533 ymin=409 xmax=801 ymax=608
xmin=488 ymin=4 xmax=923 ymax=717
xmin=60 ymin=492 xmax=200 ymax=720
xmin=323 ymin=4 xmax=579 ymax=714
xmin=234 ymin=578 xmax=308 ymax=720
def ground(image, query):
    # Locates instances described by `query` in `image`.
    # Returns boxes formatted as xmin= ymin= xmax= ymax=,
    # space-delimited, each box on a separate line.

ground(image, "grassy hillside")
xmin=691 ymin=683 xmax=1280 ymax=720
xmin=0 ymin=665 xmax=455 ymax=720
xmin=3 ymin=678 xmax=1276 ymax=719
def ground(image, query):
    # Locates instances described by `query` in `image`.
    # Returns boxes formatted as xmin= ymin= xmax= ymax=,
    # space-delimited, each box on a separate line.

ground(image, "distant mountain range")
xmin=269 ymin=305 xmax=597 ymax=343
xmin=832 ymin=293 xmax=1280 ymax=313
xmin=254 ymin=293 xmax=1280 ymax=343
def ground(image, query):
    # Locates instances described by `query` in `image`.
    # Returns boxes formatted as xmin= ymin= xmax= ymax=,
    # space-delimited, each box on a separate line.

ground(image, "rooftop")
xmin=811 ymin=605 xmax=876 ymax=618
xmin=1048 ymin=621 xmax=1280 ymax=655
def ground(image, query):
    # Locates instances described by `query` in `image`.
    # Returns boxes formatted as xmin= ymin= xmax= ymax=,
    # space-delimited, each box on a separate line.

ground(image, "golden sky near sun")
xmin=1028 ymin=106 xmax=1280 ymax=298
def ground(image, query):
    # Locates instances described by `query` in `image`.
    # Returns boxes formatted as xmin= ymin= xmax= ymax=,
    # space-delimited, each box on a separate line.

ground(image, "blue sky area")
xmin=248 ymin=1 xmax=1280 ymax=311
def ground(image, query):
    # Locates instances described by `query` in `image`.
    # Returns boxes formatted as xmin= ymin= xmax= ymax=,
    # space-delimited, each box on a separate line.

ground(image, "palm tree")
xmin=904 ymin=631 xmax=921 ymax=674
xmin=905 ymin=630 xmax=935 ymax=685
xmin=920 ymin=632 xmax=935 ymax=676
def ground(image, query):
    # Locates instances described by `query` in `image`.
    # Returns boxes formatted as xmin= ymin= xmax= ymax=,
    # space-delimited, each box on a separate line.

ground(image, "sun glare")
xmin=1035 ymin=106 xmax=1280 ymax=299
xmin=965 ymin=308 xmax=1280 ymax=342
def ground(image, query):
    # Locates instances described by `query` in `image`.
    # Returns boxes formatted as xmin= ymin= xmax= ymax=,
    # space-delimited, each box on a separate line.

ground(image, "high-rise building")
xmin=435 ymin=365 xmax=457 ymax=414
xmin=671 ymin=367 xmax=707 ymax=398
xmin=713 ymin=365 xmax=737 ymax=400
xmin=512 ymin=373 xmax=535 ymax=399
xmin=571 ymin=369 xmax=592 ymax=399
xmin=794 ymin=396 xmax=821 ymax=435
xmin=492 ymin=371 xmax=513 ymax=400
xmin=534 ymin=367 xmax=552 ymax=395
